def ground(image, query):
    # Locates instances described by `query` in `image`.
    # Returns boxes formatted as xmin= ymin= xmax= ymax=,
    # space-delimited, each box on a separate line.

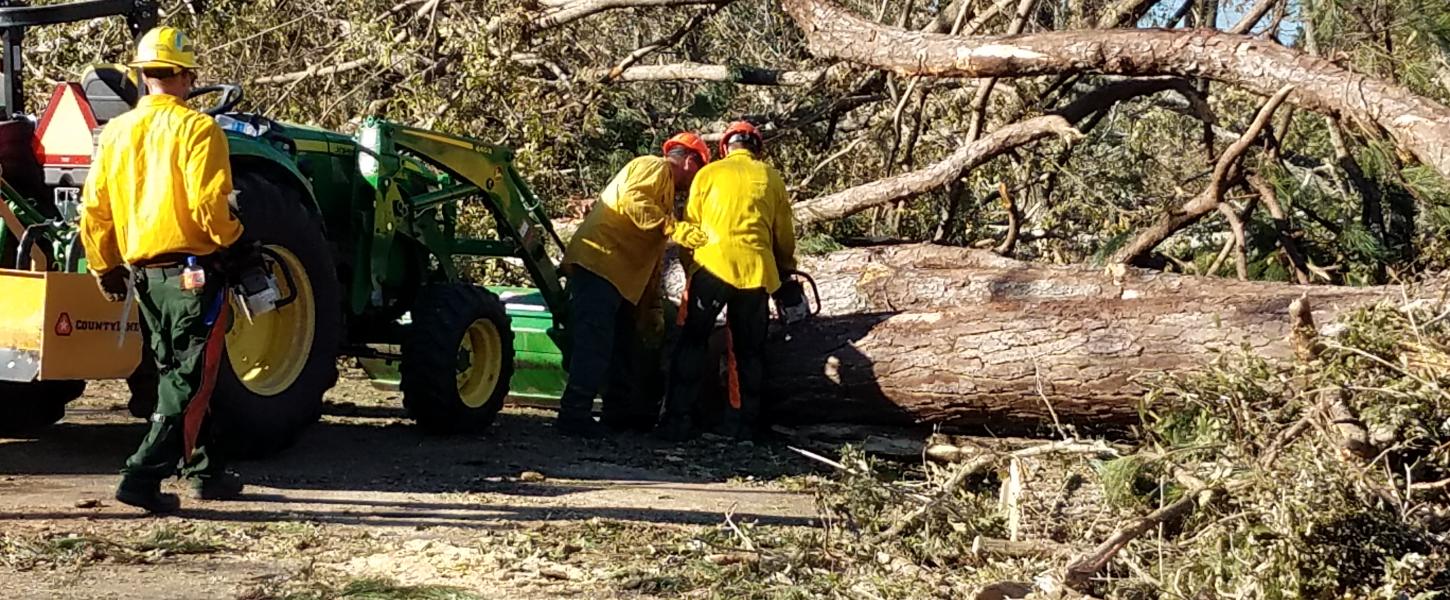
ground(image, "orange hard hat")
xmin=662 ymin=132 xmax=711 ymax=164
xmin=719 ymin=120 xmax=763 ymax=156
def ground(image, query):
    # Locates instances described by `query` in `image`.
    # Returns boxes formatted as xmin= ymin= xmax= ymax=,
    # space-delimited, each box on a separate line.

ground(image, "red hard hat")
xmin=662 ymin=132 xmax=711 ymax=164
xmin=719 ymin=120 xmax=763 ymax=156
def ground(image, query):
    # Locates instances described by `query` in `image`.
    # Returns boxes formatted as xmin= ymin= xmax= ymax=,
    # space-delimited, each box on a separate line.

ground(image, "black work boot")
xmin=189 ymin=471 xmax=244 ymax=501
xmin=115 ymin=481 xmax=180 ymax=514
xmin=556 ymin=416 xmax=607 ymax=439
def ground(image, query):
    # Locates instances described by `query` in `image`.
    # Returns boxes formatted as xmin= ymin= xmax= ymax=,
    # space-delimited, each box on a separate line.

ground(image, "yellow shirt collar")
xmin=726 ymin=148 xmax=755 ymax=159
xmin=137 ymin=93 xmax=185 ymax=108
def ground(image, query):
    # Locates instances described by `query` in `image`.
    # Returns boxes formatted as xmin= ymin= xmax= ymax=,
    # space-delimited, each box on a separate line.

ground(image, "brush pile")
xmin=767 ymin=291 xmax=1450 ymax=598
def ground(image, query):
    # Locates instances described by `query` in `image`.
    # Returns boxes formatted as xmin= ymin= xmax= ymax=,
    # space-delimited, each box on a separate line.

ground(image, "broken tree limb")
xmin=1095 ymin=0 xmax=1168 ymax=28
xmin=1111 ymin=85 xmax=1293 ymax=265
xmin=1249 ymin=174 xmax=1313 ymax=285
xmin=1227 ymin=0 xmax=1279 ymax=34
xmin=872 ymin=438 xmax=1119 ymax=543
xmin=779 ymin=0 xmax=1450 ymax=181
xmin=497 ymin=0 xmax=727 ymax=34
xmin=793 ymin=115 xmax=1081 ymax=225
xmin=582 ymin=62 xmax=823 ymax=85
xmin=597 ymin=5 xmax=726 ymax=82
xmin=972 ymin=535 xmax=1077 ymax=559
xmin=763 ymin=244 xmax=1401 ymax=429
xmin=1062 ymin=485 xmax=1208 ymax=590
xmin=248 ymin=56 xmax=374 ymax=85
xmin=1219 ymin=197 xmax=1258 ymax=281
xmin=993 ymin=181 xmax=1021 ymax=256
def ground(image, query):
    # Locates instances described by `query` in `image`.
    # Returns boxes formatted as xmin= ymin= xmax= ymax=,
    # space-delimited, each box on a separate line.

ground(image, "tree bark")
xmin=763 ymin=244 xmax=1394 ymax=429
xmin=1227 ymin=0 xmax=1278 ymax=34
xmin=793 ymin=115 xmax=1082 ymax=225
xmin=498 ymin=0 xmax=727 ymax=34
xmin=779 ymin=0 xmax=1450 ymax=182
xmin=583 ymin=62 xmax=823 ymax=85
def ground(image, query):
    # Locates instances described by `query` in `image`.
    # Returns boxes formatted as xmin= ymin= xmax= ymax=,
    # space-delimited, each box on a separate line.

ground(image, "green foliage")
xmin=1136 ymin=296 xmax=1450 ymax=598
xmin=796 ymin=232 xmax=844 ymax=255
xmin=13 ymin=0 xmax=1450 ymax=282
xmin=0 ymin=524 xmax=226 ymax=571
xmin=260 ymin=577 xmax=482 ymax=600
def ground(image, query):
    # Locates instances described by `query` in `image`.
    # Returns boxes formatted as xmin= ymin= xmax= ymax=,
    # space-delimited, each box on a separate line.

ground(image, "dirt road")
xmin=0 ymin=376 xmax=820 ymax=599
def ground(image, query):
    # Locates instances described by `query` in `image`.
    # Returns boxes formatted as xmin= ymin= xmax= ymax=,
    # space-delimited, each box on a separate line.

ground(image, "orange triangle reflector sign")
xmin=34 ymin=83 xmax=98 ymax=166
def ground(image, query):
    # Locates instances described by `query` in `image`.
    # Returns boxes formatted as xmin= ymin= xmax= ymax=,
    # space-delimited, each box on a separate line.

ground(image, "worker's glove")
xmin=221 ymin=241 xmax=265 ymax=278
xmin=95 ymin=268 xmax=130 ymax=303
xmin=669 ymin=222 xmax=711 ymax=250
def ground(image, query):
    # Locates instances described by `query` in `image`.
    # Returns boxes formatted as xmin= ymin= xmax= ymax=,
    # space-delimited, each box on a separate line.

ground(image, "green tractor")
xmin=0 ymin=0 xmax=571 ymax=455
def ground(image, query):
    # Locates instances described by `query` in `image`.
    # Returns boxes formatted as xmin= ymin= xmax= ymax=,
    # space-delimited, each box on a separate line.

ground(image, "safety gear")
xmin=80 ymin=94 xmax=240 ymax=275
xmin=561 ymin=156 xmax=679 ymax=304
xmin=665 ymin=268 xmax=770 ymax=442
xmin=189 ymin=470 xmax=244 ymax=501
xmin=681 ymin=148 xmax=797 ymax=293
xmin=115 ymin=484 xmax=181 ymax=514
xmin=96 ymin=267 xmax=131 ymax=302
xmin=119 ymin=268 xmax=229 ymax=496
xmin=662 ymin=131 xmax=711 ymax=165
xmin=130 ymin=27 xmax=199 ymax=71
xmin=668 ymin=221 xmax=711 ymax=249
xmin=558 ymin=417 xmax=608 ymax=438
xmin=718 ymin=121 xmax=763 ymax=156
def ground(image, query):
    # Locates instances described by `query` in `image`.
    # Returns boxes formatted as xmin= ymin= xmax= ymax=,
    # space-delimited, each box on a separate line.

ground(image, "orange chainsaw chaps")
xmin=183 ymin=301 xmax=230 ymax=460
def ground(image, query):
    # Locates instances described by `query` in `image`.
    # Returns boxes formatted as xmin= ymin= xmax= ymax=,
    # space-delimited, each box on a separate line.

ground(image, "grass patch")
xmin=0 ymin=523 xmax=226 ymax=571
xmin=242 ymin=576 xmax=482 ymax=600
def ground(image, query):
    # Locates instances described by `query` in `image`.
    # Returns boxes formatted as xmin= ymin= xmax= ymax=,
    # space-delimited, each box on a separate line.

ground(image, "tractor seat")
xmin=80 ymin=64 xmax=144 ymax=123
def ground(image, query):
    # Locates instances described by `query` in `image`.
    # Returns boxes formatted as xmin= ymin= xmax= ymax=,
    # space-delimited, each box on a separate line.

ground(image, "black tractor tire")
xmin=0 ymin=381 xmax=86 ymax=435
xmin=211 ymin=169 xmax=341 ymax=457
xmin=402 ymin=284 xmax=515 ymax=433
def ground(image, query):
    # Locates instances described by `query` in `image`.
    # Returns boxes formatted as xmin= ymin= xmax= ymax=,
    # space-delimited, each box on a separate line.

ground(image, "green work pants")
xmin=119 ymin=267 xmax=226 ymax=491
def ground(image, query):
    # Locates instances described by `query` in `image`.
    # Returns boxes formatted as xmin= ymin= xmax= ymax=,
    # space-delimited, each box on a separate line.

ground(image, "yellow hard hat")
xmin=130 ymin=27 xmax=198 ymax=70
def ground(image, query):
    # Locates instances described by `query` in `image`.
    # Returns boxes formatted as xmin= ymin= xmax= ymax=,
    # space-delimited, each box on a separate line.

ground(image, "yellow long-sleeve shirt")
xmin=81 ymin=94 xmax=240 ymax=273
xmin=562 ymin=156 xmax=680 ymax=305
xmin=684 ymin=148 xmax=796 ymax=293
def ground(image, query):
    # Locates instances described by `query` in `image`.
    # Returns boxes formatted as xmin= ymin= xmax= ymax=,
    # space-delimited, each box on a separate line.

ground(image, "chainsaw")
xmin=771 ymin=269 xmax=820 ymax=326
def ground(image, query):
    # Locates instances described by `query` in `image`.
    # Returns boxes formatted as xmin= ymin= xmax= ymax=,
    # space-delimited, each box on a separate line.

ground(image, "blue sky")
xmin=1143 ymin=0 xmax=1303 ymax=43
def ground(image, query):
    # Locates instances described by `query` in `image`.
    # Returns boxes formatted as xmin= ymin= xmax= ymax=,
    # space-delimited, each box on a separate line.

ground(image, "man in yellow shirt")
xmin=661 ymin=121 xmax=797 ymax=442
xmin=81 ymin=27 xmax=246 ymax=513
xmin=557 ymin=133 xmax=711 ymax=437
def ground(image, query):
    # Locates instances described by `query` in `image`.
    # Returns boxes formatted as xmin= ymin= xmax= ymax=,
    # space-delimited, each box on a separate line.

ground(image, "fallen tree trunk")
xmin=779 ymin=0 xmax=1450 ymax=182
xmin=763 ymin=244 xmax=1395 ymax=429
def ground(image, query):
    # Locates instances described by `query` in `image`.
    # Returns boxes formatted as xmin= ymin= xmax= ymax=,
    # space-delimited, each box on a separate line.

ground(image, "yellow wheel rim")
xmin=456 ymin=318 xmax=503 ymax=408
xmin=224 ymin=246 xmax=315 ymax=396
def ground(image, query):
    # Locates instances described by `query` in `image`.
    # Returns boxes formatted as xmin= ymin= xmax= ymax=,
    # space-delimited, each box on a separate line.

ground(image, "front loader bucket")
xmin=0 ymin=268 xmax=141 ymax=383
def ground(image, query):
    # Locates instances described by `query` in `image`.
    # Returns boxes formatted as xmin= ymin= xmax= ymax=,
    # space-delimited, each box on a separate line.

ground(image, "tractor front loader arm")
xmin=356 ymin=119 xmax=570 ymax=342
